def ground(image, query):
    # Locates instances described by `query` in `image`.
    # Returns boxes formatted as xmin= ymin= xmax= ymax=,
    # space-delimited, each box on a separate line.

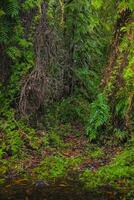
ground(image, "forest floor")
xmin=0 ymin=124 xmax=134 ymax=200
xmin=0 ymin=126 xmax=122 ymax=182
xmin=28 ymin=134 xmax=122 ymax=173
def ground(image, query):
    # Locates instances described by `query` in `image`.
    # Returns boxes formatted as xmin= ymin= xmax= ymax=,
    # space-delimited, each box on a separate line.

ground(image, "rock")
xmin=35 ymin=180 xmax=49 ymax=188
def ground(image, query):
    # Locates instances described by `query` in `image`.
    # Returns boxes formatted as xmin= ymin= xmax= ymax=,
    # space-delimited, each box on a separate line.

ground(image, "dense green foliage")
xmin=0 ymin=0 xmax=134 ymax=198
xmin=0 ymin=0 xmax=42 ymax=159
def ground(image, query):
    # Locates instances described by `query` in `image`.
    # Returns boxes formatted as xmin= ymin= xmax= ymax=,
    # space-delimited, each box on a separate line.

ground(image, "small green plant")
xmin=86 ymin=93 xmax=110 ymax=141
xmin=43 ymin=134 xmax=50 ymax=147
xmin=49 ymin=131 xmax=64 ymax=148
xmin=33 ymin=155 xmax=82 ymax=181
xmin=42 ymin=131 xmax=65 ymax=148
xmin=114 ymin=128 xmax=127 ymax=142
xmin=45 ymin=95 xmax=90 ymax=129
xmin=86 ymin=145 xmax=104 ymax=159
xmin=0 ymin=109 xmax=43 ymax=157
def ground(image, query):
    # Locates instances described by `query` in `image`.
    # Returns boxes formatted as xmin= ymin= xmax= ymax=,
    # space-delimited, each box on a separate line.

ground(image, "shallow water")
xmin=0 ymin=178 xmax=123 ymax=200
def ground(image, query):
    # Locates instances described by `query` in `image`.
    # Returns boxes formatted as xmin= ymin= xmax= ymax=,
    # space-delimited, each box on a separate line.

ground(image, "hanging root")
xmin=19 ymin=66 xmax=48 ymax=115
xmin=19 ymin=2 xmax=66 ymax=115
xmin=19 ymin=2 xmax=49 ymax=115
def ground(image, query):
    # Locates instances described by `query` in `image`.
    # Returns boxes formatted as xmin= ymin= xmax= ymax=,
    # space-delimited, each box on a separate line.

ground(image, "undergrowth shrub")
xmin=33 ymin=155 xmax=82 ymax=181
xmin=0 ymin=0 xmax=44 ymax=159
xmin=114 ymin=128 xmax=128 ymax=142
xmin=0 ymin=109 xmax=42 ymax=158
xmin=86 ymin=93 xmax=110 ymax=141
xmin=58 ymin=95 xmax=91 ymax=125
xmin=44 ymin=92 xmax=112 ymax=141
xmin=44 ymin=95 xmax=90 ymax=130
xmin=75 ymin=68 xmax=100 ymax=99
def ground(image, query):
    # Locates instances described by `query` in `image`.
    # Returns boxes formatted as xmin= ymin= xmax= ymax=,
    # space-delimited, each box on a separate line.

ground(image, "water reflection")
xmin=0 ymin=179 xmax=123 ymax=200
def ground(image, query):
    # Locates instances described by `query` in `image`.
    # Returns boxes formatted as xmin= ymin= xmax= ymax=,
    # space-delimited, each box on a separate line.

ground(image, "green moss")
xmin=80 ymin=142 xmax=134 ymax=189
xmin=33 ymin=155 xmax=82 ymax=181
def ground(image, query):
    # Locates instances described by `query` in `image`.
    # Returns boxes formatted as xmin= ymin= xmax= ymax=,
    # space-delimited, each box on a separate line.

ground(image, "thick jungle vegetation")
xmin=0 ymin=0 xmax=134 ymax=199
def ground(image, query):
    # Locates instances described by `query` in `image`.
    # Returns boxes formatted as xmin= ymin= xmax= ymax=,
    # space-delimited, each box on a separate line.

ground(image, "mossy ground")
xmin=0 ymin=125 xmax=134 ymax=199
xmin=79 ymin=136 xmax=134 ymax=199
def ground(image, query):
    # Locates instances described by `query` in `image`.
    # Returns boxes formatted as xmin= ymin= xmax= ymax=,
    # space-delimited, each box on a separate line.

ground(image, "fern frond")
xmin=0 ymin=23 xmax=9 ymax=43
xmin=6 ymin=0 xmax=19 ymax=17
xmin=6 ymin=46 xmax=21 ymax=60
xmin=86 ymin=93 xmax=110 ymax=140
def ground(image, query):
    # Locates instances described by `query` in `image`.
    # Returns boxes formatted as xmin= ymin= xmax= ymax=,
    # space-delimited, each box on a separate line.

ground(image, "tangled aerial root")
xmin=19 ymin=2 xmax=71 ymax=115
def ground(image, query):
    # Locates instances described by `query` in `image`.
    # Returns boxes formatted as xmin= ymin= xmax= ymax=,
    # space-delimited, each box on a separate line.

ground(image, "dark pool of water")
xmin=0 ymin=179 xmax=124 ymax=200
